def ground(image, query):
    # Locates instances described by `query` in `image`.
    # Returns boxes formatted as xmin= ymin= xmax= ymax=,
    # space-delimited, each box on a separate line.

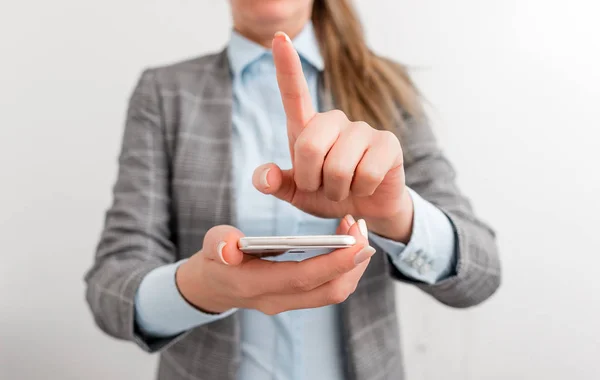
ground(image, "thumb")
xmin=202 ymin=225 xmax=245 ymax=266
xmin=252 ymin=163 xmax=296 ymax=204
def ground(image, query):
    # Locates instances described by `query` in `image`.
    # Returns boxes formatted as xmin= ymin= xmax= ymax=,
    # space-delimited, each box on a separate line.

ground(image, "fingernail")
xmin=274 ymin=31 xmax=292 ymax=43
xmin=344 ymin=214 xmax=356 ymax=226
xmin=358 ymin=219 xmax=368 ymax=238
xmin=217 ymin=241 xmax=228 ymax=265
xmin=354 ymin=246 xmax=376 ymax=265
xmin=260 ymin=168 xmax=271 ymax=189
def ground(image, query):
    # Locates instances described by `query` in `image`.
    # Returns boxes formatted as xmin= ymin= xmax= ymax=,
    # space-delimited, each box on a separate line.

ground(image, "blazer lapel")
xmin=178 ymin=48 xmax=241 ymax=380
xmin=173 ymin=48 xmax=236 ymax=247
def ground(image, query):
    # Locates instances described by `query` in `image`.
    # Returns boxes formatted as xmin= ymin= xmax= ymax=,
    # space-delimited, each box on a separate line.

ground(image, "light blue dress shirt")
xmin=134 ymin=23 xmax=457 ymax=380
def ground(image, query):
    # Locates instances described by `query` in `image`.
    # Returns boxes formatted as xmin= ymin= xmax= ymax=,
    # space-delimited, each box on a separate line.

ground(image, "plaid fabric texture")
xmin=84 ymin=50 xmax=501 ymax=380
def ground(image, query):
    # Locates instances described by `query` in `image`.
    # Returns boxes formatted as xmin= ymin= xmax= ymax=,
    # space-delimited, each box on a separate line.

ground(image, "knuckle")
xmin=351 ymin=120 xmax=373 ymax=132
xmin=352 ymin=188 xmax=374 ymax=197
xmin=234 ymin=282 xmax=257 ymax=300
xmin=204 ymin=225 xmax=241 ymax=249
xmin=295 ymin=137 xmax=323 ymax=160
xmin=348 ymin=280 xmax=359 ymax=295
xmin=327 ymin=109 xmax=349 ymax=122
xmin=352 ymin=184 xmax=378 ymax=197
xmin=329 ymin=261 xmax=350 ymax=279
xmin=328 ymin=165 xmax=353 ymax=182
xmin=223 ymin=230 xmax=241 ymax=245
xmin=296 ymin=179 xmax=320 ymax=193
xmin=326 ymin=284 xmax=351 ymax=305
xmin=203 ymin=225 xmax=221 ymax=244
xmin=263 ymin=308 xmax=279 ymax=316
xmin=325 ymin=170 xmax=352 ymax=197
xmin=356 ymin=167 xmax=385 ymax=186
xmin=257 ymin=302 xmax=280 ymax=316
xmin=324 ymin=188 xmax=347 ymax=202
xmin=288 ymin=275 xmax=313 ymax=292
xmin=380 ymin=129 xmax=399 ymax=143
xmin=345 ymin=121 xmax=374 ymax=143
xmin=380 ymin=130 xmax=403 ymax=153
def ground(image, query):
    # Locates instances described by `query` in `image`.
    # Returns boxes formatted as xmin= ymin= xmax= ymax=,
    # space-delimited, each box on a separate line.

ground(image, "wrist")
xmin=175 ymin=259 xmax=229 ymax=314
xmin=364 ymin=189 xmax=414 ymax=243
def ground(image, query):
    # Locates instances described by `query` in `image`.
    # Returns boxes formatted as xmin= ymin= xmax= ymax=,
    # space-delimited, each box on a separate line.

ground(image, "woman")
xmin=84 ymin=1 xmax=501 ymax=379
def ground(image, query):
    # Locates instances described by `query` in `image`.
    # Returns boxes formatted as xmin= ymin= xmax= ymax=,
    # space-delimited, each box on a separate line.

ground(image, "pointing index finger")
xmin=272 ymin=31 xmax=317 ymax=147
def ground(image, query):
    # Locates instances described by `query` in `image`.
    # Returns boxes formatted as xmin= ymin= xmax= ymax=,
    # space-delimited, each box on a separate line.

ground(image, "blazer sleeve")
xmin=388 ymin=115 xmax=502 ymax=308
xmin=84 ymin=69 xmax=177 ymax=351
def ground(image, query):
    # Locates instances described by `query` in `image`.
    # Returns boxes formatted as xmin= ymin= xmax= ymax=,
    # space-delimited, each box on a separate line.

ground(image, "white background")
xmin=1 ymin=0 xmax=599 ymax=379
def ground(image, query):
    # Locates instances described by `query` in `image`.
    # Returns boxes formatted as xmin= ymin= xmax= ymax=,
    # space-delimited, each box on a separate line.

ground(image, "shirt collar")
xmin=292 ymin=21 xmax=324 ymax=71
xmin=227 ymin=21 xmax=324 ymax=77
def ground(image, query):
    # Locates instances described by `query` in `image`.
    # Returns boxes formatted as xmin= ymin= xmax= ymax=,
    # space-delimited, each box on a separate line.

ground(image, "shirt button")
xmin=413 ymin=257 xmax=424 ymax=269
xmin=404 ymin=251 xmax=417 ymax=263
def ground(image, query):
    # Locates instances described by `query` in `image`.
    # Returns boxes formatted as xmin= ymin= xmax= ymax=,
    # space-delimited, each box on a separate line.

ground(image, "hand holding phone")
xmin=175 ymin=215 xmax=375 ymax=315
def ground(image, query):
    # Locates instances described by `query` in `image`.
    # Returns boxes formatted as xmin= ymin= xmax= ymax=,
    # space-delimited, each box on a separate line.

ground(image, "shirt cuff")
xmin=134 ymin=260 xmax=237 ymax=338
xmin=369 ymin=187 xmax=457 ymax=284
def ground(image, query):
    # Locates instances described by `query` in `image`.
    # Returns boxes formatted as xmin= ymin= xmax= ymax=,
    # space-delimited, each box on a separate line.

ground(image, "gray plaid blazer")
xmin=84 ymin=49 xmax=501 ymax=380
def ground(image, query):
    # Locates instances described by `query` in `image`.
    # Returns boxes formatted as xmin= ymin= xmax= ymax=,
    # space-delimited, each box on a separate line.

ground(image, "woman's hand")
xmin=252 ymin=32 xmax=414 ymax=242
xmin=176 ymin=217 xmax=375 ymax=315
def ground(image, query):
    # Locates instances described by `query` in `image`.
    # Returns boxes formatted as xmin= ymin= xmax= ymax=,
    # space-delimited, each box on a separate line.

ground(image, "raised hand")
xmin=252 ymin=32 xmax=414 ymax=242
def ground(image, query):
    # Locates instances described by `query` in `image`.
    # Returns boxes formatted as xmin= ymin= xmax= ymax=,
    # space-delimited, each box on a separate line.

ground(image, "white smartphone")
xmin=238 ymin=235 xmax=356 ymax=256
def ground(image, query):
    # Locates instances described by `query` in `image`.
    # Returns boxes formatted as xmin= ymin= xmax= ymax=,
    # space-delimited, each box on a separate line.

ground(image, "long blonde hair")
xmin=312 ymin=0 xmax=422 ymax=132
